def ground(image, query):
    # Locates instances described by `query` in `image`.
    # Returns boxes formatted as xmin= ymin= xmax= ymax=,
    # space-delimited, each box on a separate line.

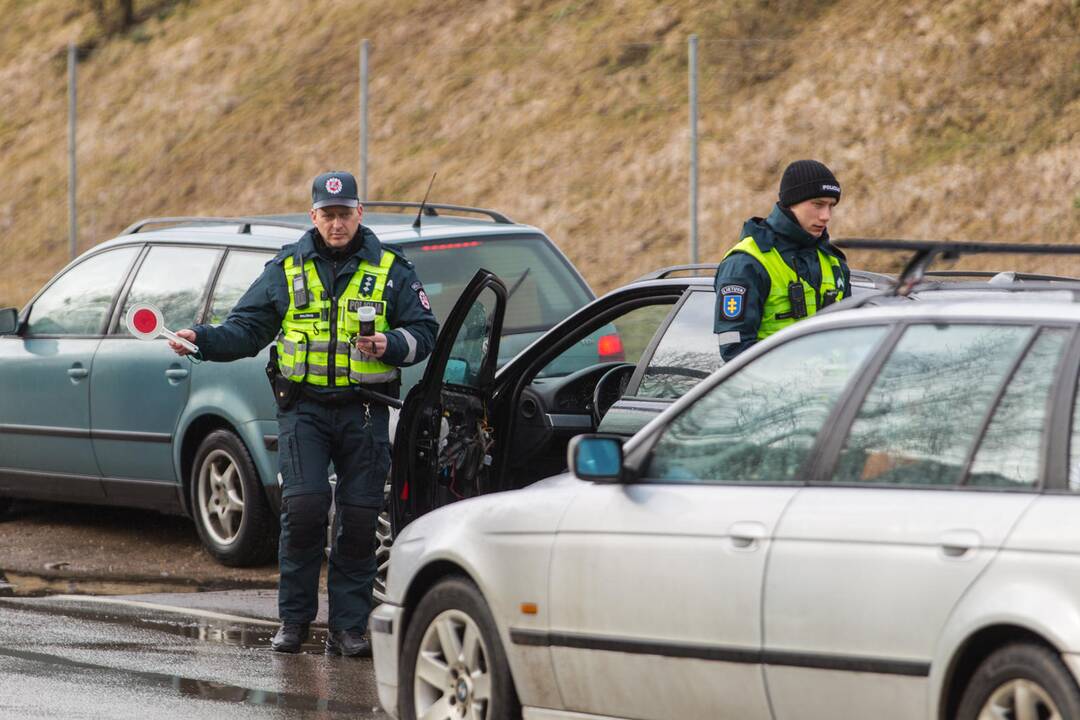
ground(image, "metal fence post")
xmin=688 ymin=34 xmax=699 ymax=265
xmin=359 ymin=39 xmax=369 ymax=202
xmin=68 ymin=42 xmax=77 ymax=259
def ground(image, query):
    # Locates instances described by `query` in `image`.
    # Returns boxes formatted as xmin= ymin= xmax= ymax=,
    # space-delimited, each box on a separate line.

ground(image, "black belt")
xmin=300 ymin=384 xmax=403 ymax=409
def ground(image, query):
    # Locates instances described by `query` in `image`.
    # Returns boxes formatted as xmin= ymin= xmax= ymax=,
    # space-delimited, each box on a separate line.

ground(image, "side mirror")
xmin=568 ymin=434 xmax=624 ymax=483
xmin=0 ymin=307 xmax=18 ymax=335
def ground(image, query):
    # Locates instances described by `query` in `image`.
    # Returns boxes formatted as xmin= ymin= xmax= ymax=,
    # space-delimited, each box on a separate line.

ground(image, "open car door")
xmin=391 ymin=269 xmax=507 ymax=535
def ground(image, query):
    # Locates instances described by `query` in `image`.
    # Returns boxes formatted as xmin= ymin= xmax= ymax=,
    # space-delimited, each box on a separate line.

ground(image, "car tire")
xmin=190 ymin=429 xmax=277 ymax=567
xmin=956 ymin=641 xmax=1080 ymax=720
xmin=398 ymin=576 xmax=519 ymax=720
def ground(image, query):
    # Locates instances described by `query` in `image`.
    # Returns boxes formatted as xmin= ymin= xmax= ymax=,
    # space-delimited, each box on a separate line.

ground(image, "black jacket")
xmin=713 ymin=204 xmax=849 ymax=362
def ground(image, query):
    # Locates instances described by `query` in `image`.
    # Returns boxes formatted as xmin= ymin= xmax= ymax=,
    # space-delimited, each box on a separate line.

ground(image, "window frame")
xmin=627 ymin=318 xmax=897 ymax=488
xmin=203 ymin=247 xmax=276 ymax=325
xmin=21 ymin=244 xmax=143 ymax=339
xmin=811 ymin=319 xmax=1079 ymax=493
xmin=105 ymin=242 xmax=226 ymax=335
xmin=1045 ymin=326 xmax=1080 ymax=493
xmin=625 ymin=287 xmax=719 ymax=400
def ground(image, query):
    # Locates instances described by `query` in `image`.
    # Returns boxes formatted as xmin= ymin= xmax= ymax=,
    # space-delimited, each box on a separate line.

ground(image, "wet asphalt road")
xmin=0 ymin=591 xmax=391 ymax=719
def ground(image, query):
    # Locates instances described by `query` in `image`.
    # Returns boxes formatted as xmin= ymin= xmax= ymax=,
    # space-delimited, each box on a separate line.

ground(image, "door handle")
xmin=939 ymin=529 xmax=981 ymax=558
xmin=728 ymin=521 xmax=767 ymax=550
xmin=67 ymin=366 xmax=89 ymax=380
xmin=165 ymin=368 xmax=190 ymax=380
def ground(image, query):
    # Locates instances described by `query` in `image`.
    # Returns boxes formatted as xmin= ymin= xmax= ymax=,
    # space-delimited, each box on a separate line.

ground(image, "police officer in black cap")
xmin=713 ymin=159 xmax=851 ymax=361
xmin=171 ymin=171 xmax=438 ymax=656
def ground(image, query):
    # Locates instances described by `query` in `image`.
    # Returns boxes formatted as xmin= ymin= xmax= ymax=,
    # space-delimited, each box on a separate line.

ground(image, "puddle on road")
xmin=0 ymin=568 xmax=324 ymax=652
xmin=0 ymin=645 xmax=381 ymax=715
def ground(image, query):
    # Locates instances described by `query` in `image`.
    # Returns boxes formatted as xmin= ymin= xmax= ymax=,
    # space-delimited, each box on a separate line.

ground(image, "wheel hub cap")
xmin=455 ymin=677 xmax=468 ymax=702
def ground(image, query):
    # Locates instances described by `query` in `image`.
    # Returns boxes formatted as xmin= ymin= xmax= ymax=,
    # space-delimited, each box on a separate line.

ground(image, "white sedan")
xmin=373 ymin=294 xmax=1080 ymax=720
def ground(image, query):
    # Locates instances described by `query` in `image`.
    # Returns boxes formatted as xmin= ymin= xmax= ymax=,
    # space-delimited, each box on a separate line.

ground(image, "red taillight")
xmin=400 ymin=480 xmax=409 ymax=501
xmin=420 ymin=241 xmax=482 ymax=251
xmin=597 ymin=333 xmax=625 ymax=361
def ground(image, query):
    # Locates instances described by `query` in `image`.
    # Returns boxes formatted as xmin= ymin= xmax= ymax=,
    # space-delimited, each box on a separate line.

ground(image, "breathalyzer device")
xmin=358 ymin=305 xmax=376 ymax=337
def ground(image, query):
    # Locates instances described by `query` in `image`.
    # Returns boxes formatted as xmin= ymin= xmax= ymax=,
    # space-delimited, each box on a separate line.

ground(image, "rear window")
xmin=405 ymin=234 xmax=593 ymax=333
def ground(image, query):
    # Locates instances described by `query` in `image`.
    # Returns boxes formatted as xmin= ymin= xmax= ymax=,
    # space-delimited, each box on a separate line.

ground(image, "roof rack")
xmin=361 ymin=202 xmax=512 ymax=225
xmin=635 ymin=264 xmax=720 ymax=281
xmin=923 ymin=270 xmax=1080 ymax=283
xmin=834 ymin=239 xmax=1080 ymax=297
xmin=120 ymin=216 xmax=310 ymax=236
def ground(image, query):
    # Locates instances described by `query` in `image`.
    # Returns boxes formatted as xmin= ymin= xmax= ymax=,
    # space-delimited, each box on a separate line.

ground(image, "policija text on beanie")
xmin=778 ymin=160 xmax=841 ymax=207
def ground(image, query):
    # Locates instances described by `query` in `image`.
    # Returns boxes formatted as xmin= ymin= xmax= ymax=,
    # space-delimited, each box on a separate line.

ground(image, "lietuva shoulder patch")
xmin=719 ymin=284 xmax=747 ymax=320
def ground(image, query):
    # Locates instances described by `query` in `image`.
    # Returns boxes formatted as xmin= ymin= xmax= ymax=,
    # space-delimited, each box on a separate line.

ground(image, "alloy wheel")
xmin=196 ymin=448 xmax=244 ymax=546
xmin=978 ymin=678 xmax=1062 ymax=720
xmin=373 ymin=510 xmax=393 ymax=603
xmin=413 ymin=609 xmax=491 ymax=720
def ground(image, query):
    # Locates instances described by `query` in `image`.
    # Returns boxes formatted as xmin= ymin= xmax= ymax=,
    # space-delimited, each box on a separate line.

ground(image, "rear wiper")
xmin=506 ymin=267 xmax=531 ymax=300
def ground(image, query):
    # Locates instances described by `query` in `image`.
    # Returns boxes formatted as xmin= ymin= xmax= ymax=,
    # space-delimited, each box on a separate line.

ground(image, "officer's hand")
xmin=355 ymin=332 xmax=388 ymax=359
xmin=169 ymin=329 xmax=198 ymax=356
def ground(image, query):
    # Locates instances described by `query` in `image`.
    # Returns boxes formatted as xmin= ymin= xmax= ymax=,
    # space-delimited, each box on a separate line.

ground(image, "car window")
xmin=967 ymin=329 xmax=1069 ymax=488
xmin=407 ymin=235 xmax=591 ymax=333
xmin=117 ymin=246 xmax=221 ymax=335
xmin=26 ymin=247 xmax=139 ymax=336
xmin=637 ymin=290 xmax=723 ymax=399
xmin=643 ymin=326 xmax=887 ymax=484
xmin=444 ymin=286 xmax=499 ymax=388
xmin=832 ymin=324 xmax=1033 ymax=487
xmin=1070 ymin=375 xmax=1080 ymax=492
xmin=535 ymin=302 xmax=674 ymax=379
xmin=208 ymin=250 xmax=274 ymax=323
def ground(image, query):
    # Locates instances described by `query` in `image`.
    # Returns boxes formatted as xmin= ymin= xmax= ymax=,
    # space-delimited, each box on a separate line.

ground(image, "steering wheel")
xmin=591 ymin=363 xmax=636 ymax=426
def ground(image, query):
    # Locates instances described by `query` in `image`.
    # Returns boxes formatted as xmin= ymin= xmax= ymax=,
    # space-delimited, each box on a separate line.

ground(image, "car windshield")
xmin=406 ymin=234 xmax=592 ymax=334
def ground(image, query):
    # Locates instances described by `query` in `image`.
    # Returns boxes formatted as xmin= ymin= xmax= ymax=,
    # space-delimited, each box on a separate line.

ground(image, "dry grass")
xmin=0 ymin=0 xmax=1077 ymax=307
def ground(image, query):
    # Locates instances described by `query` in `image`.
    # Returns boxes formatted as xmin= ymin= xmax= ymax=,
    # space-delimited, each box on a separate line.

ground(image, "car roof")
xmin=608 ymin=266 xmax=894 ymax=294
xmin=93 ymin=208 xmax=550 ymax=254
xmin=812 ymin=291 xmax=1080 ymax=326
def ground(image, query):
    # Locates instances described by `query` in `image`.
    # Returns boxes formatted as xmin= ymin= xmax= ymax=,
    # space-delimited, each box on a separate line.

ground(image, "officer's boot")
xmin=271 ymin=622 xmax=310 ymax=653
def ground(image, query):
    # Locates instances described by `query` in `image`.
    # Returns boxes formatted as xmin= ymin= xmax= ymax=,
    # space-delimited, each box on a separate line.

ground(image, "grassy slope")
xmin=0 ymin=0 xmax=1077 ymax=308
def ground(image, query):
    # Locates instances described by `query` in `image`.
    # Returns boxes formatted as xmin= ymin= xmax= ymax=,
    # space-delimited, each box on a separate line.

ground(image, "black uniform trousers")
xmin=276 ymin=392 xmax=390 ymax=633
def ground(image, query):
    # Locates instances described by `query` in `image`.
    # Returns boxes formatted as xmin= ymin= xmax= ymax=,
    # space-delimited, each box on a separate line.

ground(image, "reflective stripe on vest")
xmin=723 ymin=236 xmax=844 ymax=341
xmin=276 ymin=250 xmax=400 ymax=386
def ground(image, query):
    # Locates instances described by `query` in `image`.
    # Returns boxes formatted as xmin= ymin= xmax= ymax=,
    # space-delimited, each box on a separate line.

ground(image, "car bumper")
xmin=371 ymin=602 xmax=403 ymax=718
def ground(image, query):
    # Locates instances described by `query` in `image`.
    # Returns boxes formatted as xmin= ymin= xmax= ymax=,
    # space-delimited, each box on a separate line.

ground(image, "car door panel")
xmin=763 ymin=487 xmax=1035 ymax=720
xmin=0 ymin=246 xmax=139 ymax=497
xmin=763 ymin=322 xmax=1063 ymax=719
xmin=548 ymin=483 xmax=795 ymax=720
xmin=392 ymin=269 xmax=507 ymax=533
xmin=545 ymin=325 xmax=890 ymax=720
xmin=0 ymin=336 xmax=103 ymax=498
xmin=91 ymin=245 xmax=220 ymax=487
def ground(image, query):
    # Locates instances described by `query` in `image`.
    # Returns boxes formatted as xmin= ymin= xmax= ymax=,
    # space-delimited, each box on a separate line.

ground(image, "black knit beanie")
xmin=778 ymin=159 xmax=841 ymax=207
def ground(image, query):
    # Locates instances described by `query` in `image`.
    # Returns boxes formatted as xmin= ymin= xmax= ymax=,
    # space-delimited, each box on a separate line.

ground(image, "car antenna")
xmin=413 ymin=172 xmax=437 ymax=230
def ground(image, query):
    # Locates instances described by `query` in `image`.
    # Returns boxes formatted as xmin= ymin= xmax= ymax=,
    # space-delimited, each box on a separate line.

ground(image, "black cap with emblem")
xmin=778 ymin=160 xmax=841 ymax=207
xmin=312 ymin=171 xmax=360 ymax=210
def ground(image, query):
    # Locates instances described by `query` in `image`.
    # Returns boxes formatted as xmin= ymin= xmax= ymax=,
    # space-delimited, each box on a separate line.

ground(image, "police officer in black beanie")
xmin=713 ymin=159 xmax=851 ymax=361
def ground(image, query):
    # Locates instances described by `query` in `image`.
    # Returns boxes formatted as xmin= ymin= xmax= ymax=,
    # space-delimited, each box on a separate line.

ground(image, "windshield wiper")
xmin=506 ymin=267 xmax=531 ymax=300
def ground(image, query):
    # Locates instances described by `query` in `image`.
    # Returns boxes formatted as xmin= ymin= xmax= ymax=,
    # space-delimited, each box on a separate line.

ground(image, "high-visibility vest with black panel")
xmin=723 ymin=236 xmax=845 ymax=340
xmin=276 ymin=250 xmax=399 ymax=386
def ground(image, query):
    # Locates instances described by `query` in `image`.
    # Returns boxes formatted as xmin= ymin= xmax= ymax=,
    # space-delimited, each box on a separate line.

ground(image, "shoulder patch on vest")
xmin=720 ymin=285 xmax=747 ymax=320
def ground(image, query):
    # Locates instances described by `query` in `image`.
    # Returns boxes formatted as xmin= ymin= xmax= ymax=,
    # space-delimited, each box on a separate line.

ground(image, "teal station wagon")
xmin=0 ymin=205 xmax=594 ymax=566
